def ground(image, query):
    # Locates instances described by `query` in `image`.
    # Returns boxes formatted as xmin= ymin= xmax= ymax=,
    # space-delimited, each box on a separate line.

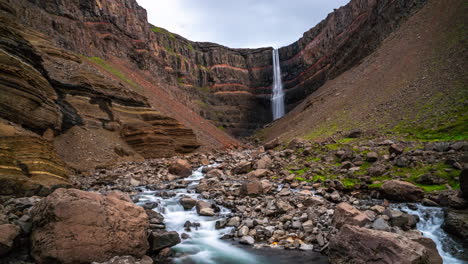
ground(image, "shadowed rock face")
xmin=2 ymin=0 xmax=427 ymax=136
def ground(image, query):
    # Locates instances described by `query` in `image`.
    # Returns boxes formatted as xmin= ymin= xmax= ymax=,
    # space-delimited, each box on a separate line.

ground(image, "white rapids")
xmin=271 ymin=48 xmax=285 ymax=120
xmin=399 ymin=204 xmax=467 ymax=264
xmin=136 ymin=166 xmax=266 ymax=264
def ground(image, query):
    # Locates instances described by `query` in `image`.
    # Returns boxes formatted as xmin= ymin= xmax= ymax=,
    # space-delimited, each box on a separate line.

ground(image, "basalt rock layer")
xmin=0 ymin=16 xmax=200 ymax=175
xmin=1 ymin=0 xmax=427 ymax=136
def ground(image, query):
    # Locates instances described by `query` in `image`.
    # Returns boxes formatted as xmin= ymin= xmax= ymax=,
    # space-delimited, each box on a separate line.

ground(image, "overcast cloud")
xmin=136 ymin=0 xmax=349 ymax=48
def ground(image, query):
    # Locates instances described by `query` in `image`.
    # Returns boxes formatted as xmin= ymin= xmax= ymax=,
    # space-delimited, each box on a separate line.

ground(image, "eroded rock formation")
xmin=1 ymin=0 xmax=427 ymax=136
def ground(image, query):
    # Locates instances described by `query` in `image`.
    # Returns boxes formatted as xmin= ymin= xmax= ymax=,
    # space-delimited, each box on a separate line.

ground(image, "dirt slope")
xmin=261 ymin=0 xmax=467 ymax=142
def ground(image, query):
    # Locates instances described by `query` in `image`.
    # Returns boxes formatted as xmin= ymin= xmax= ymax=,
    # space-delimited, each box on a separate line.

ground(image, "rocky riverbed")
xmin=0 ymin=135 xmax=467 ymax=263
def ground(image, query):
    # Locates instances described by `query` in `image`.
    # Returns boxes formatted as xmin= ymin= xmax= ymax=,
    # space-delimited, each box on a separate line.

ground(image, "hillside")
xmin=260 ymin=0 xmax=467 ymax=143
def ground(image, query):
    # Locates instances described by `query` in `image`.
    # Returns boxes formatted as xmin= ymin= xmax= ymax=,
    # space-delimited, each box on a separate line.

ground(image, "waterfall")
xmin=271 ymin=49 xmax=285 ymax=120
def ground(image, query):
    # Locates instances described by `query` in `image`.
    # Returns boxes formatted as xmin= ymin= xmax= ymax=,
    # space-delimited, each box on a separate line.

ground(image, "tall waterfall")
xmin=271 ymin=49 xmax=285 ymax=120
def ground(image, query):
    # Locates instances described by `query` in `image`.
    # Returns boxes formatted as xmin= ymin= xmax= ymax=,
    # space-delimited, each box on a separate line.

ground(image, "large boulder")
xmin=442 ymin=209 xmax=468 ymax=240
xmin=0 ymin=224 xmax=20 ymax=256
xmin=195 ymin=201 xmax=215 ymax=216
xmin=30 ymin=189 xmax=149 ymax=264
xmin=333 ymin=202 xmax=370 ymax=229
xmin=329 ymin=225 xmax=442 ymax=264
xmin=381 ymin=180 xmax=424 ymax=202
xmin=168 ymin=159 xmax=192 ymax=177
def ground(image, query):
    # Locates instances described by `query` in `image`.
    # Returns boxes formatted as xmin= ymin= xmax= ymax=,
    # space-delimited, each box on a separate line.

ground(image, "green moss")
xmin=294 ymin=177 xmax=309 ymax=182
xmin=312 ymin=175 xmax=327 ymax=182
xmin=151 ymin=26 xmax=176 ymax=40
xmin=217 ymin=126 xmax=225 ymax=131
xmin=392 ymin=162 xmax=461 ymax=191
xmin=87 ymin=56 xmax=142 ymax=92
xmin=342 ymin=178 xmax=361 ymax=189
xmin=290 ymin=168 xmax=309 ymax=176
xmin=368 ymin=182 xmax=383 ymax=189
xmin=337 ymin=138 xmax=356 ymax=144
xmin=416 ymin=184 xmax=448 ymax=192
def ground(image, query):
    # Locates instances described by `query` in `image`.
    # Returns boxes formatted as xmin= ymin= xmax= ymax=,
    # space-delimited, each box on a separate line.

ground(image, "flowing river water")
xmin=136 ymin=166 xmax=466 ymax=264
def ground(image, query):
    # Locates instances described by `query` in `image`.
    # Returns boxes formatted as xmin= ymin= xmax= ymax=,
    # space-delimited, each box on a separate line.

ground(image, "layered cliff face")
xmin=2 ymin=0 xmax=427 ymax=137
xmin=0 ymin=14 xmax=202 ymax=194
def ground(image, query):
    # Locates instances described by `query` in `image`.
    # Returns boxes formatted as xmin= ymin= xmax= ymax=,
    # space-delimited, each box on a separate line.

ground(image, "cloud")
xmin=136 ymin=0 xmax=349 ymax=48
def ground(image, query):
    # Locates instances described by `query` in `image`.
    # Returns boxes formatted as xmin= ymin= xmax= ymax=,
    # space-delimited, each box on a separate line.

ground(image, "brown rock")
xmin=389 ymin=144 xmax=404 ymax=155
xmin=0 ymin=224 xmax=20 ymax=256
xmin=240 ymin=179 xmax=263 ymax=196
xmin=195 ymin=201 xmax=215 ymax=216
xmin=31 ymin=189 xmax=149 ymax=264
xmin=333 ymin=202 xmax=370 ymax=229
xmin=179 ymin=197 xmax=197 ymax=210
xmin=329 ymin=225 xmax=442 ymax=264
xmin=381 ymin=180 xmax=424 ymax=202
xmin=168 ymin=159 xmax=192 ymax=177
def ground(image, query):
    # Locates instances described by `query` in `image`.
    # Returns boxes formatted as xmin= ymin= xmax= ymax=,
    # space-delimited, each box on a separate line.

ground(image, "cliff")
xmin=2 ymin=0 xmax=427 ymax=136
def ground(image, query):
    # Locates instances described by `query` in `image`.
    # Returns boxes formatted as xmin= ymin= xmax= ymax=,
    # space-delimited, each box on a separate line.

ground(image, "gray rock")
xmin=239 ymin=236 xmax=255 ymax=245
xmin=372 ymin=218 xmax=391 ymax=232
xmin=149 ymin=231 xmax=181 ymax=252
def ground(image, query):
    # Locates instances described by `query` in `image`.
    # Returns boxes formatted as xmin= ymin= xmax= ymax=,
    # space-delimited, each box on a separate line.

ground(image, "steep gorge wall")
xmin=2 ymin=0 xmax=427 ymax=138
xmin=278 ymin=0 xmax=427 ymax=111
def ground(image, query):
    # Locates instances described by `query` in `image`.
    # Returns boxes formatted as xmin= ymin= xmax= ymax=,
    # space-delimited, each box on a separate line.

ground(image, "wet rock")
xmin=215 ymin=219 xmax=227 ymax=229
xmin=227 ymin=217 xmax=241 ymax=227
xmin=0 ymin=224 xmax=20 ymax=256
xmin=30 ymin=189 xmax=149 ymax=263
xmin=385 ymin=210 xmax=418 ymax=230
xmin=240 ymin=179 xmax=263 ymax=196
xmin=196 ymin=201 xmax=215 ymax=216
xmin=329 ymin=225 xmax=442 ymax=264
xmin=238 ymin=226 xmax=249 ymax=237
xmin=149 ymin=231 xmax=181 ymax=252
xmin=333 ymin=202 xmax=370 ymax=229
xmin=442 ymin=209 xmax=468 ymax=240
xmin=168 ymin=159 xmax=192 ymax=177
xmin=179 ymin=197 xmax=197 ymax=210
xmin=381 ymin=180 xmax=424 ymax=202
xmin=239 ymin=236 xmax=255 ymax=245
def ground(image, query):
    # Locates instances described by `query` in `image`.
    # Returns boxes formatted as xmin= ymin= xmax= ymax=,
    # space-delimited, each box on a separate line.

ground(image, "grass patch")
xmin=342 ymin=178 xmax=361 ymax=189
xmin=151 ymin=26 xmax=176 ymax=40
xmin=87 ymin=56 xmax=142 ymax=92
xmin=392 ymin=162 xmax=460 ymax=191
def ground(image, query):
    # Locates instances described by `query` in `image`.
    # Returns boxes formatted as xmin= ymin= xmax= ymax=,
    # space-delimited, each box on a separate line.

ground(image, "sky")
xmin=136 ymin=0 xmax=350 ymax=49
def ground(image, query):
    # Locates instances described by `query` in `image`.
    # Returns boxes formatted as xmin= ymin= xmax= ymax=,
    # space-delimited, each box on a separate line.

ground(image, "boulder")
xmin=381 ymin=180 xmax=424 ymax=202
xmin=232 ymin=161 xmax=252 ymax=174
xmin=206 ymin=169 xmax=223 ymax=178
xmin=239 ymin=236 xmax=255 ymax=245
xmin=333 ymin=203 xmax=370 ymax=229
xmin=168 ymin=159 xmax=192 ymax=177
xmin=196 ymin=201 xmax=215 ymax=216
xmin=240 ymin=179 xmax=263 ymax=196
xmin=149 ymin=231 xmax=181 ymax=252
xmin=179 ymin=197 xmax=197 ymax=210
xmin=31 ymin=189 xmax=149 ymax=264
xmin=248 ymin=169 xmax=269 ymax=178
xmin=0 ymin=224 xmax=20 ymax=256
xmin=441 ymin=209 xmax=468 ymax=240
xmin=329 ymin=225 xmax=442 ymax=264
xmin=366 ymin=152 xmax=379 ymax=162
xmin=256 ymin=156 xmax=272 ymax=169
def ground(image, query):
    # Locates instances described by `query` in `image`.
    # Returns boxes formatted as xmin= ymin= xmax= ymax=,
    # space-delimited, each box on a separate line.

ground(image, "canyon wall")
xmin=2 ymin=0 xmax=427 ymax=136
